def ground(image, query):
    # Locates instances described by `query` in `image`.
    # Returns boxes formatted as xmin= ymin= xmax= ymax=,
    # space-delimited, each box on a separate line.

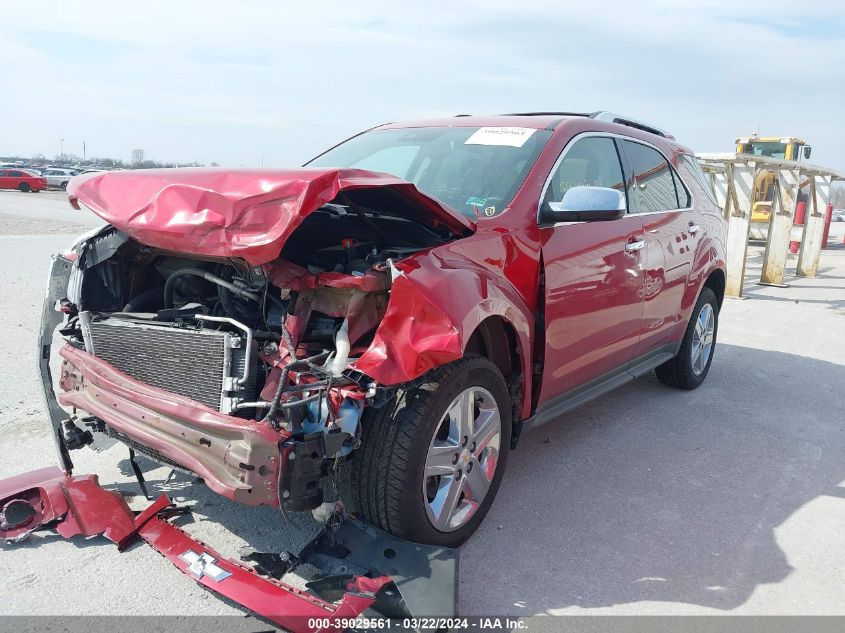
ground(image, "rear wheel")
xmin=60 ymin=181 xmax=69 ymax=190
xmin=351 ymin=356 xmax=511 ymax=546
xmin=17 ymin=183 xmax=30 ymax=193
xmin=656 ymin=287 xmax=718 ymax=389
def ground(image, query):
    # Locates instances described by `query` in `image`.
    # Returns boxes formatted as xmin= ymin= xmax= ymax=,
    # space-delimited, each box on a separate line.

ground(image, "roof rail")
xmin=499 ymin=111 xmax=590 ymax=117
xmin=589 ymin=111 xmax=672 ymax=139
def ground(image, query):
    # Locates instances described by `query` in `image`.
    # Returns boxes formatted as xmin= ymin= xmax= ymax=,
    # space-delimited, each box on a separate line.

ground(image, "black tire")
xmin=60 ymin=181 xmax=69 ymax=190
xmin=656 ymin=287 xmax=719 ymax=389
xmin=18 ymin=183 xmax=30 ymax=193
xmin=351 ymin=355 xmax=512 ymax=547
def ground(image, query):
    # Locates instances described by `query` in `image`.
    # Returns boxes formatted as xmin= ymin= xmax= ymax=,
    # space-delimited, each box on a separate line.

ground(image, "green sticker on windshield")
xmin=466 ymin=196 xmax=487 ymax=207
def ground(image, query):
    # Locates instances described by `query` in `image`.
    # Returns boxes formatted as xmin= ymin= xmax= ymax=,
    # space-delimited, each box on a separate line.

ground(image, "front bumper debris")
xmin=0 ymin=466 xmax=136 ymax=546
xmin=58 ymin=344 xmax=282 ymax=506
xmin=1 ymin=467 xmax=458 ymax=629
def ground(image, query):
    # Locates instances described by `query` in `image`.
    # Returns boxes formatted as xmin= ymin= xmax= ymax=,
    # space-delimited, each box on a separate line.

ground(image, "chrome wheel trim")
xmin=691 ymin=303 xmax=715 ymax=376
xmin=423 ymin=386 xmax=501 ymax=532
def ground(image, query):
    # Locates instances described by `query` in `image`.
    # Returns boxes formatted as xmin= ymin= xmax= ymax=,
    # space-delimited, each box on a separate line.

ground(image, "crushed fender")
xmin=1 ymin=468 xmax=457 ymax=630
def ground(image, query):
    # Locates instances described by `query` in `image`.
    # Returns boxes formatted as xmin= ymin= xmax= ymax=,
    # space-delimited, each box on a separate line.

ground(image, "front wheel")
xmin=656 ymin=287 xmax=719 ymax=389
xmin=351 ymin=356 xmax=511 ymax=547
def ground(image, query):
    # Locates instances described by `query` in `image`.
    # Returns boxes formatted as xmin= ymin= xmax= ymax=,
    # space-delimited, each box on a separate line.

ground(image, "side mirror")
xmin=542 ymin=186 xmax=626 ymax=223
xmin=803 ymin=145 xmax=812 ymax=160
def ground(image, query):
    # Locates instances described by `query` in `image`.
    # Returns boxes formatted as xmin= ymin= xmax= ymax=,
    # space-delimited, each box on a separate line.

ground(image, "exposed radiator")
xmin=83 ymin=316 xmax=257 ymax=414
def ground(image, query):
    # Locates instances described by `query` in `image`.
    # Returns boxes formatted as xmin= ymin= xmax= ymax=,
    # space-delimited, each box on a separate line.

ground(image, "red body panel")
xmin=355 ymin=233 xmax=535 ymax=389
xmin=0 ymin=467 xmax=135 ymax=544
xmin=67 ymin=167 xmax=473 ymax=266
xmin=537 ymin=215 xmax=647 ymax=401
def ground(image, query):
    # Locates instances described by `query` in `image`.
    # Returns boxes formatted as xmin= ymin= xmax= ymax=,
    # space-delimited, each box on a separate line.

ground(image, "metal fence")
xmin=696 ymin=153 xmax=843 ymax=298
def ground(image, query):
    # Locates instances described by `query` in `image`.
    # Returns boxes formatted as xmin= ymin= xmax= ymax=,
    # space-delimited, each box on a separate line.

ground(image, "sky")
xmin=1 ymin=0 xmax=844 ymax=172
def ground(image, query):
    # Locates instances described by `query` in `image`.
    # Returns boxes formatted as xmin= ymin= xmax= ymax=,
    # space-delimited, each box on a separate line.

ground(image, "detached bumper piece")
xmin=0 ymin=466 xmax=136 ymax=546
xmin=137 ymin=516 xmax=389 ymax=630
xmin=1 ymin=468 xmax=457 ymax=630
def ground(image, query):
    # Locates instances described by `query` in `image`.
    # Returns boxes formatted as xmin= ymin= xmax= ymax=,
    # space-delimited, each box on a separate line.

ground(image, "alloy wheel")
xmin=691 ymin=303 xmax=715 ymax=375
xmin=422 ymin=386 xmax=502 ymax=532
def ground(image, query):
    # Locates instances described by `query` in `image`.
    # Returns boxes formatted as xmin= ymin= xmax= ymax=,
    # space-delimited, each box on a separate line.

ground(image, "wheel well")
xmin=703 ymin=268 xmax=726 ymax=309
xmin=465 ymin=316 xmax=523 ymax=417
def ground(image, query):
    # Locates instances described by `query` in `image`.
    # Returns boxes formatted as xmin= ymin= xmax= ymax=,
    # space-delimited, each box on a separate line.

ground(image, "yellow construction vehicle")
xmin=736 ymin=135 xmax=812 ymax=222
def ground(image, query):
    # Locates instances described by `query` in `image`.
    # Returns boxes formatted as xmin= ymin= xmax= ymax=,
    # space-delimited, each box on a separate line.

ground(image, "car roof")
xmin=377 ymin=113 xmax=586 ymax=131
xmin=373 ymin=111 xmax=691 ymax=150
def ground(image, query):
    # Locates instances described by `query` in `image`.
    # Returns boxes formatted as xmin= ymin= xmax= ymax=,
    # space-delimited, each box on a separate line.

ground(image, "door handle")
xmin=688 ymin=224 xmax=701 ymax=235
xmin=625 ymin=240 xmax=645 ymax=253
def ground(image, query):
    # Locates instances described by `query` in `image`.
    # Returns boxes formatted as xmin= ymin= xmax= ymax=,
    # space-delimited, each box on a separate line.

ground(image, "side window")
xmin=622 ymin=140 xmax=678 ymax=213
xmin=0 ymin=171 xmax=7 ymax=177
xmin=9 ymin=171 xmax=23 ymax=177
xmin=544 ymin=136 xmax=626 ymax=210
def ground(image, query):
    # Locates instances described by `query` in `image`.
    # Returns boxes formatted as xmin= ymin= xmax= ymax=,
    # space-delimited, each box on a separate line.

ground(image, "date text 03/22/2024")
xmin=307 ymin=618 xmax=528 ymax=630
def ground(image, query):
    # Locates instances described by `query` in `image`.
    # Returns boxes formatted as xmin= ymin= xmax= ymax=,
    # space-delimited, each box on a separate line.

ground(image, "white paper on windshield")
xmin=464 ymin=127 xmax=536 ymax=148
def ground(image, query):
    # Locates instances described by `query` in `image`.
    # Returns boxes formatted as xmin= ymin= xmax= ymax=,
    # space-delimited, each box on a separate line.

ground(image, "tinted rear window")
xmin=622 ymin=140 xmax=679 ymax=213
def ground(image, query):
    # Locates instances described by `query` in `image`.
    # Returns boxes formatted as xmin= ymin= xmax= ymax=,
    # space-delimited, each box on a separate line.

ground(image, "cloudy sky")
xmin=2 ymin=1 xmax=844 ymax=171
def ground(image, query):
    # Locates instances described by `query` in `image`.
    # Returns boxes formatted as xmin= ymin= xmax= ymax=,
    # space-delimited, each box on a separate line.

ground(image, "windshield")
xmin=748 ymin=142 xmax=787 ymax=159
xmin=307 ymin=126 xmax=552 ymax=218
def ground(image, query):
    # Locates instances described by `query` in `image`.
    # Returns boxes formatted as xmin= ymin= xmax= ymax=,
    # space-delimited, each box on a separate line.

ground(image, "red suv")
xmin=45 ymin=112 xmax=725 ymax=547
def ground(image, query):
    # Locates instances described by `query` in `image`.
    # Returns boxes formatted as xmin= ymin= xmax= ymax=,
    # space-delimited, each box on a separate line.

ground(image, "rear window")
xmin=622 ymin=140 xmax=679 ymax=213
xmin=680 ymin=154 xmax=718 ymax=205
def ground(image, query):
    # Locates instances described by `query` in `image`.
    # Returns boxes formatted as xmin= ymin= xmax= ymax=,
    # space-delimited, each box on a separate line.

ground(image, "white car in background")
xmin=41 ymin=168 xmax=79 ymax=189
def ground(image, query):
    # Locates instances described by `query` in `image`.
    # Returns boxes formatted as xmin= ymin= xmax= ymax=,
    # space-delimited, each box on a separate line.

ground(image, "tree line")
xmin=1 ymin=151 xmax=210 ymax=170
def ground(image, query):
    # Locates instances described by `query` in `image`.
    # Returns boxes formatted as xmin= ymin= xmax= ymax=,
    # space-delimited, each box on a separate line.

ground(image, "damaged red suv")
xmin=42 ymin=112 xmax=726 ymax=547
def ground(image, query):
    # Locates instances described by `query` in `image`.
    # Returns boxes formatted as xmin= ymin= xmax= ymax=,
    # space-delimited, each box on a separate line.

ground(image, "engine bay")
xmin=56 ymin=199 xmax=455 ymax=511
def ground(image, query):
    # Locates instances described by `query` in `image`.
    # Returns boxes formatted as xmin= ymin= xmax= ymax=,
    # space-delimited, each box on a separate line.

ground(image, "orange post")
xmin=821 ymin=203 xmax=834 ymax=249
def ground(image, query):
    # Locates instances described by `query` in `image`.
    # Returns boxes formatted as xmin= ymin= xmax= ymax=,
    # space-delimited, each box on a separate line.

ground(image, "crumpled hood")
xmin=67 ymin=168 xmax=474 ymax=266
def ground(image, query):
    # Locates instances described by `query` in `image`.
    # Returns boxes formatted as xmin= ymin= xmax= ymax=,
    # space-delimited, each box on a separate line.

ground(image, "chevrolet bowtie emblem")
xmin=179 ymin=550 xmax=232 ymax=582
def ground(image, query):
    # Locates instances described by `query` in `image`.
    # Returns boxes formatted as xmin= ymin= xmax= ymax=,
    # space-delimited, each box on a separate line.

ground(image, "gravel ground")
xmin=1 ymin=191 xmax=845 ymax=618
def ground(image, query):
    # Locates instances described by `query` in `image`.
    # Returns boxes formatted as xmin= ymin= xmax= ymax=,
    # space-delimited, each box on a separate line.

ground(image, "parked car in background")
xmin=832 ymin=208 xmax=845 ymax=222
xmin=42 ymin=167 xmax=79 ymax=189
xmin=0 ymin=168 xmax=48 ymax=192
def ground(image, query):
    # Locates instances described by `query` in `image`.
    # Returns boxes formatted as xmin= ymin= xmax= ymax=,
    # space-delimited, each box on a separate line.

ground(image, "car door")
xmin=45 ymin=170 xmax=63 ymax=186
xmin=0 ymin=170 xmax=11 ymax=189
xmin=7 ymin=170 xmax=25 ymax=188
xmin=619 ymin=140 xmax=694 ymax=356
xmin=536 ymin=134 xmax=646 ymax=407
